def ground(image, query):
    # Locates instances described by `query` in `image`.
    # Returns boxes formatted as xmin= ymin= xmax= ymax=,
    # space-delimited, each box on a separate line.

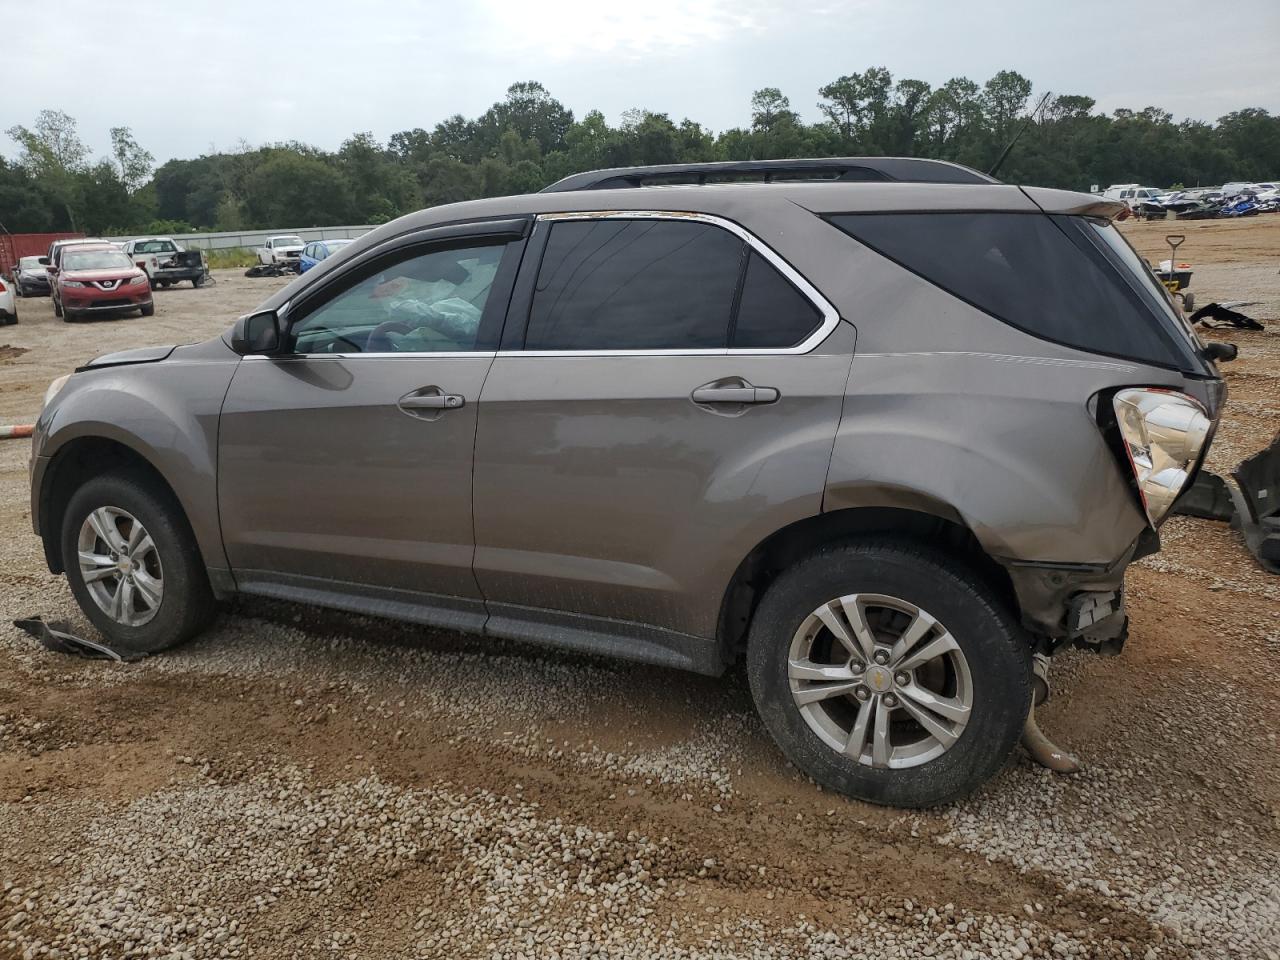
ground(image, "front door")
xmin=219 ymin=229 xmax=524 ymax=623
xmin=472 ymin=213 xmax=853 ymax=641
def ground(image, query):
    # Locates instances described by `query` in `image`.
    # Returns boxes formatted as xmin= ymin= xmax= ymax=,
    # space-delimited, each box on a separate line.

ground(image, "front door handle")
xmin=399 ymin=393 xmax=464 ymax=410
xmin=691 ymin=382 xmax=780 ymax=405
xmin=397 ymin=386 xmax=464 ymax=420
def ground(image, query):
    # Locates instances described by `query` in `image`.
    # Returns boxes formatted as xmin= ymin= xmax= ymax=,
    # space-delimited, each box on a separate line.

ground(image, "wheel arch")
xmin=39 ymin=436 xmax=195 ymax=575
xmin=715 ymin=505 xmax=1018 ymax=664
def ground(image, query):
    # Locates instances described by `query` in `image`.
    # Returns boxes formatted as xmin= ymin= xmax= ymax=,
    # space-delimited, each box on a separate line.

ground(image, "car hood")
xmin=77 ymin=345 xmax=176 ymax=371
xmin=63 ymin=268 xmax=146 ymax=281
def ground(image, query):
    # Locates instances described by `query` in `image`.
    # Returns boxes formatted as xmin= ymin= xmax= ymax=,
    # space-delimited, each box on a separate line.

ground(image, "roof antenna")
xmin=987 ymin=91 xmax=1052 ymax=178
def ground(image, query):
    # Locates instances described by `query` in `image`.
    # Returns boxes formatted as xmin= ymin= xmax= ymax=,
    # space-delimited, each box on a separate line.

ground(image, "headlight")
xmin=62 ymin=280 xmax=85 ymax=288
xmin=43 ymin=374 xmax=71 ymax=409
xmin=128 ymin=275 xmax=148 ymax=286
xmin=1112 ymin=388 xmax=1211 ymax=524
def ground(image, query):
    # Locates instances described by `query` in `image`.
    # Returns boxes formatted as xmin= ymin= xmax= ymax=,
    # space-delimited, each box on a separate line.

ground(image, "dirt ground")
xmin=0 ymin=220 xmax=1278 ymax=960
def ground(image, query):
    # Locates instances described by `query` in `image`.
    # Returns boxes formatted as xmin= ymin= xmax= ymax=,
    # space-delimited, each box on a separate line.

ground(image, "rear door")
xmin=218 ymin=220 xmax=526 ymax=624
xmin=472 ymin=212 xmax=853 ymax=642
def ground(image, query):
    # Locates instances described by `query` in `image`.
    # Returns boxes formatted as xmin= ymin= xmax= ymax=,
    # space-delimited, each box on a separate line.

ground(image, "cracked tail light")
xmin=1112 ymin=388 xmax=1211 ymax=524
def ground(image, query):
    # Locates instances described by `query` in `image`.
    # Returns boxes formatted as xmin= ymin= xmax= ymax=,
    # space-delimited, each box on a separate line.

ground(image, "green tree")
xmin=110 ymin=126 xmax=154 ymax=193
xmin=6 ymin=109 xmax=90 ymax=229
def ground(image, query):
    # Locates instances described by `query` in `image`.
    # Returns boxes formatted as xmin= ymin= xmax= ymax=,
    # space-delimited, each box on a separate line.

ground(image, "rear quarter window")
xmin=827 ymin=212 xmax=1195 ymax=370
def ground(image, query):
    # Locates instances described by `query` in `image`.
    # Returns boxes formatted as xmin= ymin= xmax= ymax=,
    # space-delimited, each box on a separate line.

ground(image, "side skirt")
xmin=231 ymin=570 xmax=726 ymax=676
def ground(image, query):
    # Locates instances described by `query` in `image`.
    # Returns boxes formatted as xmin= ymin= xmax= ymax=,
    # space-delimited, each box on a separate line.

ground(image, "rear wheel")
xmin=61 ymin=471 xmax=216 ymax=654
xmin=747 ymin=540 xmax=1031 ymax=808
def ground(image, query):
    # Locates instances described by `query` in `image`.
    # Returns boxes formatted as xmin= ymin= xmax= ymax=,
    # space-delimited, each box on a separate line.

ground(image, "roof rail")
xmin=540 ymin=157 xmax=998 ymax=193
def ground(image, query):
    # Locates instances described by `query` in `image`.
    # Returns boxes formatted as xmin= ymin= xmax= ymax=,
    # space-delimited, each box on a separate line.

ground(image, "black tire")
xmin=61 ymin=471 xmax=216 ymax=654
xmin=140 ymin=301 xmax=155 ymax=317
xmin=53 ymin=297 xmax=63 ymax=318
xmin=747 ymin=540 xmax=1031 ymax=808
xmin=192 ymin=277 xmax=202 ymax=288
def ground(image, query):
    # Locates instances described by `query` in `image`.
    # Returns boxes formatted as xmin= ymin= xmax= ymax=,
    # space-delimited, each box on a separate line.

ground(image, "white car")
xmin=0 ymin=271 xmax=15 ymax=324
xmin=256 ymin=235 xmax=306 ymax=267
xmin=120 ymin=237 xmax=206 ymax=288
xmin=1100 ymin=184 xmax=1163 ymax=209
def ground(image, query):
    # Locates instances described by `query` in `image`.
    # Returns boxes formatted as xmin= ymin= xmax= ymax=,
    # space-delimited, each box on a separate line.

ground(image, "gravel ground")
xmin=1 ymin=220 xmax=1279 ymax=959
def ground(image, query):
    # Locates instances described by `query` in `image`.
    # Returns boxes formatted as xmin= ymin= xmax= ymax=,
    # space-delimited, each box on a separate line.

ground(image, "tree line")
xmin=3 ymin=71 xmax=1278 ymax=236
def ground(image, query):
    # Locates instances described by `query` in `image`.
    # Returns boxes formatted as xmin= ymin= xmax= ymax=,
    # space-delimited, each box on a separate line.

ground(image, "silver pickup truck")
xmin=120 ymin=237 xmax=207 ymax=288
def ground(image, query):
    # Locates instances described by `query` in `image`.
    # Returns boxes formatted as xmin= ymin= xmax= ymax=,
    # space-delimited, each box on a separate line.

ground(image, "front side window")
xmin=525 ymin=219 xmax=743 ymax=351
xmin=289 ymin=242 xmax=505 ymax=354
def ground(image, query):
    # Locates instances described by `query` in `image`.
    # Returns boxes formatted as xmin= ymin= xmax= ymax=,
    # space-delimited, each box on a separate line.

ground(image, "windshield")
xmin=19 ymin=257 xmax=44 ymax=270
xmin=134 ymin=240 xmax=177 ymax=254
xmin=274 ymin=236 xmax=303 ymax=246
xmin=63 ymin=251 xmax=134 ymax=271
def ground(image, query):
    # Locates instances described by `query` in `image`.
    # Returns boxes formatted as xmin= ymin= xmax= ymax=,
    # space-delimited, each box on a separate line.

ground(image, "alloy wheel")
xmin=787 ymin=593 xmax=973 ymax=769
xmin=76 ymin=506 xmax=164 ymax=627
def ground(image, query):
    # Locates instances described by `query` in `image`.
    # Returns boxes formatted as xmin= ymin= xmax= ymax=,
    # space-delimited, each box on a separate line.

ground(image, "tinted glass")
xmin=526 ymin=219 xmax=743 ymax=351
xmin=732 ymin=252 xmax=822 ymax=348
xmin=828 ymin=212 xmax=1185 ymax=369
xmin=290 ymin=243 xmax=504 ymax=354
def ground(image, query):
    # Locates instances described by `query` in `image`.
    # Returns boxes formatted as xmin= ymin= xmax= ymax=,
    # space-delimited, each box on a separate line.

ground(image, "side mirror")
xmin=1203 ymin=341 xmax=1238 ymax=363
xmin=231 ymin=309 xmax=287 ymax=355
xmin=37 ymin=256 xmax=50 ymax=266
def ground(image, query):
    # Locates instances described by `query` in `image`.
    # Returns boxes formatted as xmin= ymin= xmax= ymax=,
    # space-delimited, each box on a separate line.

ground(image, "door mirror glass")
xmin=231 ymin=309 xmax=285 ymax=355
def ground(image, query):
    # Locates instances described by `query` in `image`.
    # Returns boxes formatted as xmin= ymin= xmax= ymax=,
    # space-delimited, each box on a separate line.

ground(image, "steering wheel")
xmin=365 ymin=319 xmax=418 ymax=354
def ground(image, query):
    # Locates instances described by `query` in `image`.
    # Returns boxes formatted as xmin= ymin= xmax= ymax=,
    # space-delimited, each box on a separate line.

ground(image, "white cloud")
xmin=475 ymin=0 xmax=772 ymax=60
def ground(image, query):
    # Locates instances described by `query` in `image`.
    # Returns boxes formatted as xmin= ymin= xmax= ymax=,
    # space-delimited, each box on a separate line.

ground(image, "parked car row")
xmin=5 ymin=236 xmax=212 ymax=323
xmin=1100 ymin=181 xmax=1280 ymax=218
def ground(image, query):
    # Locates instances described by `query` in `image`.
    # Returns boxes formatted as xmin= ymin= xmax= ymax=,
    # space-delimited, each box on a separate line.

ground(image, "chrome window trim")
xmin=246 ymin=211 xmax=841 ymax=361
xmin=244 ymin=351 xmax=497 ymax=361
xmin=503 ymin=210 xmax=841 ymax=357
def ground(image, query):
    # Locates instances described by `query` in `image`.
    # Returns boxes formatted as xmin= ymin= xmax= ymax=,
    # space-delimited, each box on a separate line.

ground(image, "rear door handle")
xmin=691 ymin=383 xmax=780 ymax=405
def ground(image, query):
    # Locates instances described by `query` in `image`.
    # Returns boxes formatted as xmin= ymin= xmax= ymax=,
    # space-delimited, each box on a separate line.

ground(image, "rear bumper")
xmin=1000 ymin=531 xmax=1153 ymax=654
xmin=152 ymin=267 xmax=203 ymax=282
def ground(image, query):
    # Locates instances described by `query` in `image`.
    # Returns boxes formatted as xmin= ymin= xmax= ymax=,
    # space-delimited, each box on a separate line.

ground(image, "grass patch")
xmin=204 ymin=247 xmax=259 ymax=269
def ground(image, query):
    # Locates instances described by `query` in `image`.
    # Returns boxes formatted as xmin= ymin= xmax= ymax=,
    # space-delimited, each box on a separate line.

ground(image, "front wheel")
xmin=61 ymin=471 xmax=216 ymax=654
xmin=53 ymin=298 xmax=63 ymax=318
xmin=140 ymin=301 xmax=155 ymax=317
xmin=747 ymin=540 xmax=1031 ymax=808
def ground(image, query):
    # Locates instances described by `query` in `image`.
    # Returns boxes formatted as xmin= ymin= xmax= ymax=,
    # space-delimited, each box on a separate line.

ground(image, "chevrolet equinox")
xmin=32 ymin=158 xmax=1225 ymax=806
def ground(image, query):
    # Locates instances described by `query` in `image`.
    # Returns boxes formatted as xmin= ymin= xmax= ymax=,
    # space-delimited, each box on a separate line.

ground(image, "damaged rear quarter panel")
xmin=823 ymin=244 xmax=1189 ymax=567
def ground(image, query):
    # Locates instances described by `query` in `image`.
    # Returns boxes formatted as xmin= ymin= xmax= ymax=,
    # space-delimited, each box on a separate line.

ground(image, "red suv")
xmin=53 ymin=245 xmax=154 ymax=321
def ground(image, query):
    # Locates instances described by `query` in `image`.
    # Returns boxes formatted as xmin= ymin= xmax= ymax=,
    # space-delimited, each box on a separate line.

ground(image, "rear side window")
xmin=827 ymin=212 xmax=1188 ymax=369
xmin=732 ymin=252 xmax=823 ymax=349
xmin=526 ymin=219 xmax=742 ymax=350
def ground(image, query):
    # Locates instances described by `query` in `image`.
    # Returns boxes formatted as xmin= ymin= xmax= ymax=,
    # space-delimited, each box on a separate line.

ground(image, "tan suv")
xmin=31 ymin=159 xmax=1225 ymax=806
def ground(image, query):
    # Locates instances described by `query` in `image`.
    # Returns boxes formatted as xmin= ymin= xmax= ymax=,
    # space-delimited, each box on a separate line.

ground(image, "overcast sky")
xmin=4 ymin=0 xmax=1278 ymax=165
